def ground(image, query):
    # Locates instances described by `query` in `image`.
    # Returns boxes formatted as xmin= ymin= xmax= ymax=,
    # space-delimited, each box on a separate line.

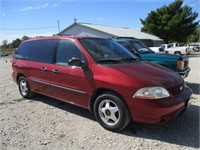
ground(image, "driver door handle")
xmin=41 ymin=67 xmax=47 ymax=72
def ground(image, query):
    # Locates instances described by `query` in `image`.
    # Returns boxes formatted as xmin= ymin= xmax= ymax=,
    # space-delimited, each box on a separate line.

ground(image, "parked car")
xmin=151 ymin=43 xmax=191 ymax=55
xmin=114 ymin=39 xmax=190 ymax=78
xmin=186 ymin=43 xmax=200 ymax=54
xmin=0 ymin=53 xmax=9 ymax=57
xmin=12 ymin=36 xmax=192 ymax=132
xmin=150 ymin=43 xmax=177 ymax=53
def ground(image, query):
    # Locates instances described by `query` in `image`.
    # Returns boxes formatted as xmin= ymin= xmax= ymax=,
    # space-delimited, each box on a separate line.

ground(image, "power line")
xmin=0 ymin=26 xmax=58 ymax=31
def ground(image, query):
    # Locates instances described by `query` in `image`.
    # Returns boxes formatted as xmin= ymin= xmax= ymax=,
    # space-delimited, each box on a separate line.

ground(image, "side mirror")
xmin=68 ymin=58 xmax=88 ymax=69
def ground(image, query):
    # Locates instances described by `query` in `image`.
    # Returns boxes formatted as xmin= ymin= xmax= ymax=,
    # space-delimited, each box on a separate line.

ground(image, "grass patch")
xmin=13 ymin=98 xmax=26 ymax=102
xmin=0 ymin=48 xmax=14 ymax=55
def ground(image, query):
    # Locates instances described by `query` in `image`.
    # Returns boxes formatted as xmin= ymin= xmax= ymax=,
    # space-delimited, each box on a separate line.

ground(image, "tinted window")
xmin=56 ymin=40 xmax=86 ymax=66
xmin=129 ymin=40 xmax=154 ymax=54
xmin=28 ymin=40 xmax=58 ymax=63
xmin=79 ymin=38 xmax=137 ymax=64
xmin=117 ymin=41 xmax=133 ymax=51
xmin=15 ymin=42 xmax=30 ymax=59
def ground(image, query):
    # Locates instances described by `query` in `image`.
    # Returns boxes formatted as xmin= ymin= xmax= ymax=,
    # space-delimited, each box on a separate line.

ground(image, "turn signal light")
xmin=177 ymin=60 xmax=184 ymax=70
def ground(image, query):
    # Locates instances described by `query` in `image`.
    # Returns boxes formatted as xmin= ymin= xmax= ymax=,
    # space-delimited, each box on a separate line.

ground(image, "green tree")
xmin=186 ymin=26 xmax=200 ymax=43
xmin=1 ymin=40 xmax=8 ymax=49
xmin=12 ymin=38 xmax=22 ymax=48
xmin=140 ymin=1 xmax=199 ymax=43
xmin=21 ymin=35 xmax=29 ymax=41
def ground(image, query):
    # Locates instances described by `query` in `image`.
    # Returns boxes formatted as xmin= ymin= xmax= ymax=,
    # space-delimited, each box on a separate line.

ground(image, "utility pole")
xmin=57 ymin=21 xmax=60 ymax=33
xmin=73 ymin=17 xmax=77 ymax=23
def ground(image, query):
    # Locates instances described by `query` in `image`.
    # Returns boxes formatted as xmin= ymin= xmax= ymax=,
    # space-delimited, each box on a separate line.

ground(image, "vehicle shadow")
xmin=122 ymin=105 xmax=200 ymax=148
xmin=31 ymin=95 xmax=96 ymax=121
xmin=31 ymin=95 xmax=199 ymax=148
xmin=186 ymin=82 xmax=200 ymax=95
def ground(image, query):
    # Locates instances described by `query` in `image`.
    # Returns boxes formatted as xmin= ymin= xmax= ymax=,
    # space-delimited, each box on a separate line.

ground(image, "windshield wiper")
xmin=120 ymin=57 xmax=137 ymax=62
xmin=97 ymin=59 xmax=121 ymax=64
xmin=140 ymin=51 xmax=150 ymax=54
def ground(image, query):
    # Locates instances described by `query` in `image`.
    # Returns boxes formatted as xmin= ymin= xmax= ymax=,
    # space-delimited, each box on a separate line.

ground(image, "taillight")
xmin=177 ymin=60 xmax=184 ymax=70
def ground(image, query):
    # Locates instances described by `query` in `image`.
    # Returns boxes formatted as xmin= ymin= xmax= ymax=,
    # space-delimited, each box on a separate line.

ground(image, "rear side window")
xmin=15 ymin=42 xmax=30 ymax=59
xmin=56 ymin=40 xmax=87 ymax=66
xmin=28 ymin=40 xmax=58 ymax=63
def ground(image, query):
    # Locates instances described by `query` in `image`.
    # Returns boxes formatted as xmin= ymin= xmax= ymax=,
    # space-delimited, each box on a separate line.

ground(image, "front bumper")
xmin=178 ymin=67 xmax=191 ymax=78
xmin=126 ymin=87 xmax=192 ymax=124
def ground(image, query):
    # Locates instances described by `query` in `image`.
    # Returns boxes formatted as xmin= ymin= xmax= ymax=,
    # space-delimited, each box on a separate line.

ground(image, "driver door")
xmin=47 ymin=39 xmax=93 ymax=108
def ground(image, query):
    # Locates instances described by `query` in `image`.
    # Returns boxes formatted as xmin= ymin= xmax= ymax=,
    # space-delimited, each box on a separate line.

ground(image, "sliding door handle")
xmin=52 ymin=69 xmax=59 ymax=74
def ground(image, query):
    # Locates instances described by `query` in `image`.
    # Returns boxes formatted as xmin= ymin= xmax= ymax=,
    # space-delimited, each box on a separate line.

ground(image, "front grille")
xmin=183 ymin=59 xmax=188 ymax=68
xmin=168 ymin=83 xmax=185 ymax=96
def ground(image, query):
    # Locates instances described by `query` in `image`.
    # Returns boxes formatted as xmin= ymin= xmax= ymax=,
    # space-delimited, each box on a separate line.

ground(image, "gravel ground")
xmin=0 ymin=55 xmax=199 ymax=150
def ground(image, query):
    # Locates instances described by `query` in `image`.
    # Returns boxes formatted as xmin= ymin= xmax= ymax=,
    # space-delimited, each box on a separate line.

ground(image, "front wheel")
xmin=18 ymin=76 xmax=34 ymax=98
xmin=174 ymin=51 xmax=181 ymax=55
xmin=94 ymin=92 xmax=131 ymax=132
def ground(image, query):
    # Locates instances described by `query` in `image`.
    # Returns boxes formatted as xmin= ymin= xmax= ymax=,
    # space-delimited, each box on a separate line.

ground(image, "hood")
xmin=140 ymin=53 xmax=181 ymax=61
xmin=108 ymin=61 xmax=183 ymax=89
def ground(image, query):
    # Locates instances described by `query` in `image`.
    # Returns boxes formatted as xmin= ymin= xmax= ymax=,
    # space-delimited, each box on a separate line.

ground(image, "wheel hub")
xmin=105 ymin=109 xmax=111 ymax=116
xmin=98 ymin=99 xmax=120 ymax=126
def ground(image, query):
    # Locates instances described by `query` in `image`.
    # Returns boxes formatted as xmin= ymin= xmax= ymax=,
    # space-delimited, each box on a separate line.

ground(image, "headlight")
xmin=133 ymin=87 xmax=170 ymax=99
xmin=177 ymin=60 xmax=184 ymax=70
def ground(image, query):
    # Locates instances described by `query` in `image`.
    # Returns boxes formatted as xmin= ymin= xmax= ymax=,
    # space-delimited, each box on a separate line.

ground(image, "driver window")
xmin=56 ymin=40 xmax=87 ymax=66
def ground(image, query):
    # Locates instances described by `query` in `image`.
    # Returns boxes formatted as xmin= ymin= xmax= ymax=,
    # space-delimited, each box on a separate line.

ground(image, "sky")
xmin=0 ymin=0 xmax=199 ymax=43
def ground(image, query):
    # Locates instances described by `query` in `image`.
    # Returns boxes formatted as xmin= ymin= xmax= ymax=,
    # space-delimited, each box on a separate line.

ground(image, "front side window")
xmin=78 ymin=38 xmax=138 ymax=64
xmin=28 ymin=40 xmax=58 ymax=63
xmin=55 ymin=40 xmax=86 ymax=66
xmin=129 ymin=40 xmax=154 ymax=54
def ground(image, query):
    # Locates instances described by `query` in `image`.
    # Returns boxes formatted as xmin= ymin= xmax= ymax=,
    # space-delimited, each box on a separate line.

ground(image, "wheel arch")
xmin=174 ymin=51 xmax=181 ymax=55
xmin=89 ymin=88 xmax=129 ymax=114
xmin=16 ymin=73 xmax=26 ymax=84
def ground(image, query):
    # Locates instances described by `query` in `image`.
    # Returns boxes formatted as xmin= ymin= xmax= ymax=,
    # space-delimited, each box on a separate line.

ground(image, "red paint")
xmin=12 ymin=36 xmax=192 ymax=124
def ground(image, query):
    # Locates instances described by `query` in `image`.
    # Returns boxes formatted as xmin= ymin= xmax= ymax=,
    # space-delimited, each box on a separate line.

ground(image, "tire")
xmin=174 ymin=51 xmax=181 ymax=55
xmin=18 ymin=76 xmax=34 ymax=98
xmin=94 ymin=92 xmax=131 ymax=132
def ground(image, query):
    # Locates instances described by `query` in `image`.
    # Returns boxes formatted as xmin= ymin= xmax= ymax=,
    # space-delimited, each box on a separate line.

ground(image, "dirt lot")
xmin=0 ymin=55 xmax=199 ymax=150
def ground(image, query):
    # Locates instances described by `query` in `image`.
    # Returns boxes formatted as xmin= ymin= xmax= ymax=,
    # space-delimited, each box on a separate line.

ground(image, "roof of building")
xmin=58 ymin=22 xmax=163 ymax=41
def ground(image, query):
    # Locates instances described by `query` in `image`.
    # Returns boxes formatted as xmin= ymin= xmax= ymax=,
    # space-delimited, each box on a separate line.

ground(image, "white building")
xmin=58 ymin=22 xmax=164 ymax=47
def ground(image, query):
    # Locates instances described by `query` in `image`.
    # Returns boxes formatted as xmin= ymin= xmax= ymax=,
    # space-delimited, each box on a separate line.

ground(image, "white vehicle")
xmin=151 ymin=43 xmax=191 ymax=55
xmin=149 ymin=47 xmax=164 ymax=53
xmin=165 ymin=46 xmax=191 ymax=55
xmin=150 ymin=43 xmax=177 ymax=53
xmin=186 ymin=42 xmax=200 ymax=54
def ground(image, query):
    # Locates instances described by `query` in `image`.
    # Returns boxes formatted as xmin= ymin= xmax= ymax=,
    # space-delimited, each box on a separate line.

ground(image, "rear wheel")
xmin=18 ymin=76 xmax=34 ymax=98
xmin=94 ymin=92 xmax=131 ymax=132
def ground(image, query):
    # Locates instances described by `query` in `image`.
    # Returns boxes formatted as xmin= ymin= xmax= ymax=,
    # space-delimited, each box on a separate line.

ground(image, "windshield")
xmin=129 ymin=40 xmax=155 ymax=54
xmin=78 ymin=38 xmax=138 ymax=64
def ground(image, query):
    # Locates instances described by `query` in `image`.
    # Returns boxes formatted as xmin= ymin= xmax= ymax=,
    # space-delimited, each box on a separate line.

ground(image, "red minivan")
xmin=12 ymin=36 xmax=192 ymax=132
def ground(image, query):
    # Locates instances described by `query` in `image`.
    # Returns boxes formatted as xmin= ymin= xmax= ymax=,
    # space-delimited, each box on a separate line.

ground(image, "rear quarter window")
xmin=14 ymin=42 xmax=30 ymax=59
xmin=28 ymin=40 xmax=58 ymax=63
